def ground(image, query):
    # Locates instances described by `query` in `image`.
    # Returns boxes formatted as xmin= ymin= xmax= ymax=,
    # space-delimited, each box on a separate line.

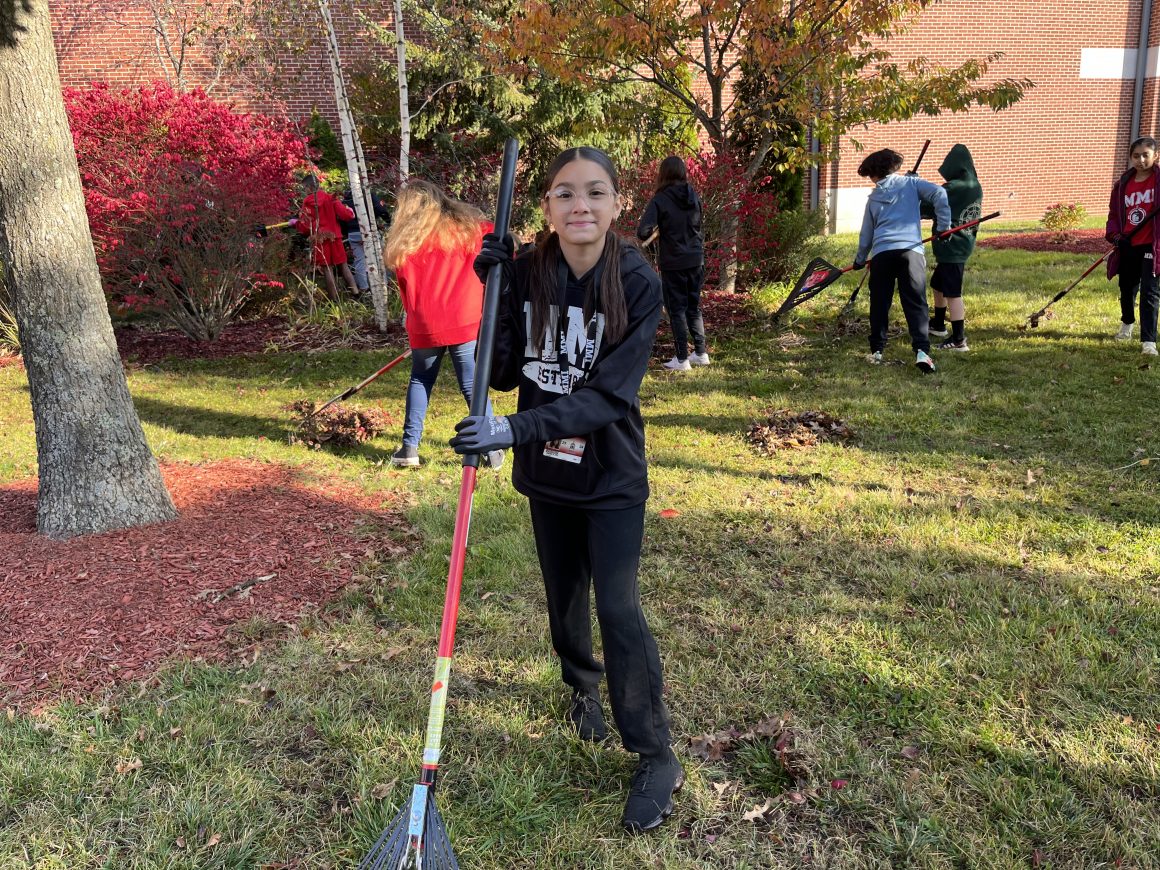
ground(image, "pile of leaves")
xmin=746 ymin=409 xmax=855 ymax=454
xmin=978 ymin=229 xmax=1107 ymax=255
xmin=287 ymin=400 xmax=393 ymax=448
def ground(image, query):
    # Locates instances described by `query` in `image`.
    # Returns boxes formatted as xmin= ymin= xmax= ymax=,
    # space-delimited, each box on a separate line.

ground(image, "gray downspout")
xmin=1132 ymin=0 xmax=1154 ymax=139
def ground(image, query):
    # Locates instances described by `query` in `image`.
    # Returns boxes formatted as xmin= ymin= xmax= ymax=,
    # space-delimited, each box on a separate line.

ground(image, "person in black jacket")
xmin=340 ymin=186 xmax=393 ymax=295
xmin=636 ymin=156 xmax=709 ymax=370
xmin=452 ymin=146 xmax=683 ymax=835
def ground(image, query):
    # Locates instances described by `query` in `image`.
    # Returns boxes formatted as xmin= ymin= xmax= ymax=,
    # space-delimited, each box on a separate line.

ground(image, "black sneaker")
xmin=622 ymin=750 xmax=685 ymax=833
xmin=928 ymin=323 xmax=949 ymax=338
xmin=390 ymin=444 xmax=420 ymax=467
xmin=938 ymin=338 xmax=970 ymax=352
xmin=568 ymin=689 xmax=608 ymax=742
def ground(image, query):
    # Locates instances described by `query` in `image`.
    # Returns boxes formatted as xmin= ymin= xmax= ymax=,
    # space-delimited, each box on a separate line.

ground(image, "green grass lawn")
xmin=1 ymin=244 xmax=1157 ymax=869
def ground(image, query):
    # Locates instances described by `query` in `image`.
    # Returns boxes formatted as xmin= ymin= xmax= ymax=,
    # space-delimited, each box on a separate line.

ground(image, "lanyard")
xmin=554 ymin=256 xmax=603 ymax=389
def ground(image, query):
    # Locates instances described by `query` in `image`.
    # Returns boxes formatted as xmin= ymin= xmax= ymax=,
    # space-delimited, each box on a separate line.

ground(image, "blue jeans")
xmin=347 ymin=231 xmax=369 ymax=292
xmin=403 ymin=341 xmax=492 ymax=448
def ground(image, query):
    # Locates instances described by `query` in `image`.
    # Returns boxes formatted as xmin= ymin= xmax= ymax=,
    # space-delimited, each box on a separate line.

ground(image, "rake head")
xmin=773 ymin=257 xmax=845 ymax=322
xmin=359 ymin=785 xmax=459 ymax=870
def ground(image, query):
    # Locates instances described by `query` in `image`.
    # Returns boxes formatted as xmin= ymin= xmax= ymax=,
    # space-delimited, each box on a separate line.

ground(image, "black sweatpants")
xmin=868 ymin=248 xmax=930 ymax=354
xmin=528 ymin=499 xmax=672 ymax=758
xmin=660 ymin=266 xmax=707 ymax=360
xmin=1118 ymin=244 xmax=1160 ymax=342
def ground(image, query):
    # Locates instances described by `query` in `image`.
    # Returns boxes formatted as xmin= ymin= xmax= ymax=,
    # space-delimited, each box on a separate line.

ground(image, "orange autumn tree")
xmin=493 ymin=0 xmax=1031 ymax=290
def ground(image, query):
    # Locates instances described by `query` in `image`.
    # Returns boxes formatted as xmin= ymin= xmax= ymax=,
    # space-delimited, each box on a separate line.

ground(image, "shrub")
xmin=0 ymin=266 xmax=18 ymax=355
xmin=616 ymin=151 xmax=807 ymax=289
xmin=65 ymin=82 xmax=307 ymax=339
xmin=1041 ymin=202 xmax=1086 ymax=235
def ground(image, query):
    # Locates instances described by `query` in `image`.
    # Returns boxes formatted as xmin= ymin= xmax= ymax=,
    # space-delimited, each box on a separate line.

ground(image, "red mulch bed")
xmin=0 ymin=460 xmax=406 ymax=710
xmin=978 ymin=229 xmax=1108 ymax=255
xmin=114 ymin=315 xmax=405 ymax=366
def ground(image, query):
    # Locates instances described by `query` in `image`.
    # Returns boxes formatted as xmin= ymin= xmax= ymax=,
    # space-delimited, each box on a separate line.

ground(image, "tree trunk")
xmin=318 ymin=0 xmax=390 ymax=330
xmin=0 ymin=1 xmax=177 ymax=539
xmin=394 ymin=0 xmax=410 ymax=180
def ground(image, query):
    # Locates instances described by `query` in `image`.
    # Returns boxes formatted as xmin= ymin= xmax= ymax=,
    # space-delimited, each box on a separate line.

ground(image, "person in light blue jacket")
xmin=852 ymin=148 xmax=951 ymax=373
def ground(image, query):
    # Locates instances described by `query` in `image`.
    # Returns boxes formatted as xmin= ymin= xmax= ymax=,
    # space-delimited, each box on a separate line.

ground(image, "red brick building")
xmin=817 ymin=0 xmax=1160 ymax=230
xmin=50 ymin=0 xmax=1157 ymax=229
xmin=50 ymin=0 xmax=394 ymax=123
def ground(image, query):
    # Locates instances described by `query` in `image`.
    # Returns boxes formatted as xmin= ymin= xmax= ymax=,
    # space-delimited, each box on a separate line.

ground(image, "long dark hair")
xmin=528 ymin=147 xmax=628 ymax=352
xmin=655 ymin=155 xmax=688 ymax=192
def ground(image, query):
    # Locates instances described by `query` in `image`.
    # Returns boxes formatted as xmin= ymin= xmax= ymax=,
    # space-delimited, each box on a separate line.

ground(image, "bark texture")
xmin=0 ymin=1 xmax=177 ymax=538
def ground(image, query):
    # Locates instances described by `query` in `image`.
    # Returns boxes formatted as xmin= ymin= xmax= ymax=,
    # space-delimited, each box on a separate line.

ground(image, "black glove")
xmin=1115 ymin=234 xmax=1134 ymax=252
xmin=473 ymin=232 xmax=515 ymax=290
xmin=851 ymin=259 xmax=866 ymax=271
xmin=449 ymin=415 xmax=514 ymax=454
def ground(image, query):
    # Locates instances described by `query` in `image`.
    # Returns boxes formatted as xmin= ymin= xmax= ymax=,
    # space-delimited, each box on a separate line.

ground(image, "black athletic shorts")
xmin=931 ymin=262 xmax=965 ymax=298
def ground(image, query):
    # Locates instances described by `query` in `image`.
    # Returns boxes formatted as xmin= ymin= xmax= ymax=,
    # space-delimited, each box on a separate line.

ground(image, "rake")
xmin=358 ymin=136 xmax=519 ymax=870
xmin=1025 ymin=201 xmax=1160 ymax=328
xmin=309 ymin=348 xmax=412 ymax=417
xmin=774 ymin=211 xmax=1001 ymax=323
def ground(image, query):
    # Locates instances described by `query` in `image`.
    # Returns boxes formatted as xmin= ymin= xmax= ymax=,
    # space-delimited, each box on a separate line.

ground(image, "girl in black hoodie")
xmin=637 ymin=156 xmax=710 ymax=370
xmin=452 ymin=146 xmax=683 ymax=835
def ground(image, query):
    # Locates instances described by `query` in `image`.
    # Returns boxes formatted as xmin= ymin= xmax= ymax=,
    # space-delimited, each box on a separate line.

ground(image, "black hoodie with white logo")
xmin=636 ymin=182 xmax=704 ymax=271
xmin=490 ymin=244 xmax=662 ymax=509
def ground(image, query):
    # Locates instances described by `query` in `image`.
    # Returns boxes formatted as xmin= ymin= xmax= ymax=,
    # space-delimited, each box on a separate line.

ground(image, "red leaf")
xmin=830 ymin=779 xmax=848 ymax=790
xmin=659 ymin=509 xmax=681 ymax=518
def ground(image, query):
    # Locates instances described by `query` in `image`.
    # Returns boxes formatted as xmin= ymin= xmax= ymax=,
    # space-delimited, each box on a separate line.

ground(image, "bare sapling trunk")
xmin=394 ymin=0 xmax=410 ymax=180
xmin=318 ymin=0 xmax=390 ymax=330
xmin=0 ymin=1 xmax=177 ymax=538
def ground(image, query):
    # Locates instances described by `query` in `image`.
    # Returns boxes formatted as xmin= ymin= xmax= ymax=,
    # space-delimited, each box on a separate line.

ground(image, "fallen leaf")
xmin=370 ymin=779 xmax=398 ymax=800
xmin=900 ymin=745 xmax=921 ymax=760
xmin=205 ymin=833 xmax=222 ymax=848
xmin=830 ymin=779 xmax=848 ymax=790
xmin=115 ymin=758 xmax=143 ymax=775
xmin=169 ymin=727 xmax=184 ymax=739
xmin=784 ymin=790 xmax=807 ymax=804
xmin=743 ymin=798 xmax=774 ymax=821
xmin=659 ymin=509 xmax=681 ymax=518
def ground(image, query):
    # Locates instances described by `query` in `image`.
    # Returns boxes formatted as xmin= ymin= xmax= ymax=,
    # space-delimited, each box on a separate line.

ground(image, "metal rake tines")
xmin=358 ymin=790 xmax=460 ymax=870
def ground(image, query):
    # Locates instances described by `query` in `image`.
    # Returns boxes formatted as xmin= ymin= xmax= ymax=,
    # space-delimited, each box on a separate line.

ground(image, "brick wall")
xmin=819 ymin=0 xmax=1154 ymax=231
xmin=50 ymin=0 xmax=398 ymax=126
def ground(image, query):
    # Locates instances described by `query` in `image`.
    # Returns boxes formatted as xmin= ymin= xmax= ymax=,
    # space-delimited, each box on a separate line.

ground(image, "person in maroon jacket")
xmin=297 ymin=173 xmax=361 ymax=302
xmin=383 ymin=180 xmax=500 ymax=468
xmin=1106 ymin=136 xmax=1160 ymax=355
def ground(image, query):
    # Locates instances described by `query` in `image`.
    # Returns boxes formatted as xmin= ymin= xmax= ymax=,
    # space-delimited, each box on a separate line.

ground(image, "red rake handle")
xmin=1026 ymin=249 xmax=1113 ymax=323
xmin=840 ymin=211 xmax=1001 ymax=275
xmin=311 ymin=349 xmax=412 ymax=416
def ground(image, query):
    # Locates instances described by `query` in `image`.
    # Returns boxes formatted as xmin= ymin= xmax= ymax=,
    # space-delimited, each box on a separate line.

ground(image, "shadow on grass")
xmin=133 ymin=395 xmax=290 ymax=441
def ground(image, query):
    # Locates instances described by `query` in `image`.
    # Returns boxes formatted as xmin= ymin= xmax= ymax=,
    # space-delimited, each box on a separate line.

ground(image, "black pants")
xmin=528 ymin=499 xmax=671 ymax=758
xmin=1118 ymin=245 xmax=1160 ymax=342
xmin=660 ymin=266 xmax=707 ymax=359
xmin=868 ymin=248 xmax=930 ymax=353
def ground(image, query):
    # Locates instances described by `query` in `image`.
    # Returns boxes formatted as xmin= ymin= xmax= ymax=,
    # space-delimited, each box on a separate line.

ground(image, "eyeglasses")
xmin=544 ymin=187 xmax=615 ymax=207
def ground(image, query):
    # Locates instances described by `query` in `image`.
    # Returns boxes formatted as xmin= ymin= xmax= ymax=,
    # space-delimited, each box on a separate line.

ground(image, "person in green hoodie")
xmin=922 ymin=144 xmax=983 ymax=351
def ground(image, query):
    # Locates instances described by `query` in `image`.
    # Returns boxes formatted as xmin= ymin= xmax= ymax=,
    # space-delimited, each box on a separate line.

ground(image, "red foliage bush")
xmin=616 ymin=150 xmax=783 ymax=287
xmin=65 ymin=83 xmax=307 ymax=337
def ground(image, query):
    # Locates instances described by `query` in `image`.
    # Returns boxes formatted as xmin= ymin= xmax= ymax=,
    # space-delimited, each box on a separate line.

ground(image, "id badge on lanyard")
xmin=545 ymin=258 xmax=601 ymax=463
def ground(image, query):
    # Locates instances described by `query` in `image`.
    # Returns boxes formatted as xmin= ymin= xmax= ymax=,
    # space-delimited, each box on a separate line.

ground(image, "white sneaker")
xmin=915 ymin=350 xmax=936 ymax=374
xmin=663 ymin=356 xmax=692 ymax=371
xmin=688 ymin=351 xmax=711 ymax=366
xmin=1115 ymin=322 xmax=1135 ymax=340
xmin=1143 ymin=341 xmax=1158 ymax=356
xmin=868 ymin=351 xmax=883 ymax=364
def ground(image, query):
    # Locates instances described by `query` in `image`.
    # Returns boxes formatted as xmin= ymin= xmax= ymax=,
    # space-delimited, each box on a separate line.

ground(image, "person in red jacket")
xmin=1106 ymin=136 xmax=1160 ymax=355
xmin=383 ymin=180 xmax=500 ymax=467
xmin=297 ymin=173 xmax=361 ymax=302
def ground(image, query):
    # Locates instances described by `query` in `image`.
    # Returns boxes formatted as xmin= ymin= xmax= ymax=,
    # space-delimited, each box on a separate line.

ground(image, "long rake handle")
xmin=911 ymin=139 xmax=931 ymax=174
xmin=311 ymin=349 xmax=412 ymax=416
xmin=839 ymin=211 xmax=1002 ymax=275
xmin=1026 ymin=250 xmax=1112 ymax=324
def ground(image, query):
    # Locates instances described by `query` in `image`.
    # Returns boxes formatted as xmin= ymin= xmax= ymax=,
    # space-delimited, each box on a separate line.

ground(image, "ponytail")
xmin=528 ymin=230 xmax=628 ymax=354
